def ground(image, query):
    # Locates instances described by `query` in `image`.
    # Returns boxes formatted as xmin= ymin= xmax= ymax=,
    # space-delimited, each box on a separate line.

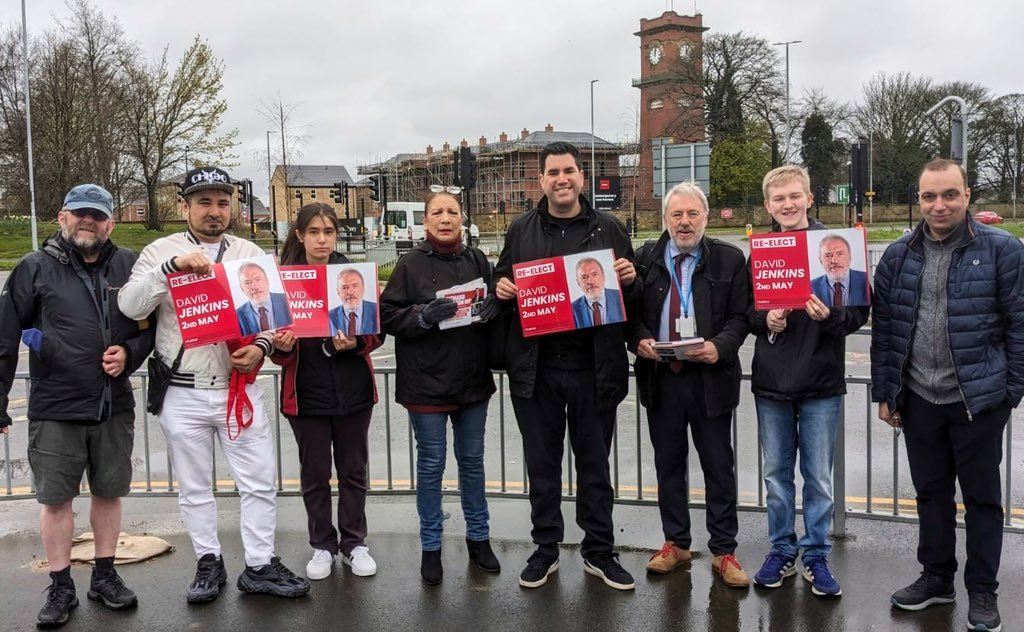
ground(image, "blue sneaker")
xmin=802 ymin=556 xmax=842 ymax=597
xmin=753 ymin=551 xmax=797 ymax=588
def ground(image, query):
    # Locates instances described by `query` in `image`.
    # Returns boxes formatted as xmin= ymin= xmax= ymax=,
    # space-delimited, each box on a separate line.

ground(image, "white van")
xmin=381 ymin=201 xmax=479 ymax=249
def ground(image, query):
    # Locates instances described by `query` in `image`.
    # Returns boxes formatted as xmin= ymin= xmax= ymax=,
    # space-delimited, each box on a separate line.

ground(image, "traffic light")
xmin=459 ymin=146 xmax=476 ymax=190
xmin=332 ymin=181 xmax=346 ymax=204
xmin=236 ymin=179 xmax=249 ymax=206
xmin=369 ymin=174 xmax=381 ymax=202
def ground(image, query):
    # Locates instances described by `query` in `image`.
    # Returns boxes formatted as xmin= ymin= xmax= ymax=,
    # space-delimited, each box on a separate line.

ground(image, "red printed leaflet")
xmin=168 ymin=265 xmax=241 ymax=348
xmin=279 ymin=266 xmax=330 ymax=337
xmin=512 ymin=257 xmax=574 ymax=337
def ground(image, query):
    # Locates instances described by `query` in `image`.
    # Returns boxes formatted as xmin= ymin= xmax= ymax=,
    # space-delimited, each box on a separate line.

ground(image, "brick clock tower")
xmin=633 ymin=11 xmax=707 ymax=210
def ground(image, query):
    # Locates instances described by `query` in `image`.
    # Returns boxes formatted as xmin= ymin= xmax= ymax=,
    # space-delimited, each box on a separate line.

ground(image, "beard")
xmin=193 ymin=223 xmax=227 ymax=239
xmin=62 ymin=226 xmax=106 ymax=258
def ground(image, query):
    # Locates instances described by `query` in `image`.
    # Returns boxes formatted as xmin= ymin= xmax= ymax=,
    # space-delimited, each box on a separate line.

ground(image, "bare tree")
xmin=256 ymin=93 xmax=309 ymax=221
xmin=977 ymin=93 xmax=1024 ymax=203
xmin=122 ymin=36 xmax=236 ymax=229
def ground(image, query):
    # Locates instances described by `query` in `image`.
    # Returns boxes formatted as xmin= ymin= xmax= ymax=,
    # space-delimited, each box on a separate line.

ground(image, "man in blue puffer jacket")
xmin=871 ymin=158 xmax=1024 ymax=632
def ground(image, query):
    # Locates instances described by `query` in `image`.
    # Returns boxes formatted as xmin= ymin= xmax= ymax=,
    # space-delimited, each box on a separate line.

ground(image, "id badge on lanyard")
xmin=672 ymin=257 xmax=697 ymax=339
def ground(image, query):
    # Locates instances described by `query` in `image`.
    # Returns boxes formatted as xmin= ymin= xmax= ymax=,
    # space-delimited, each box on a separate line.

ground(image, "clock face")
xmin=648 ymin=45 xmax=662 ymax=65
xmin=678 ymin=42 xmax=692 ymax=60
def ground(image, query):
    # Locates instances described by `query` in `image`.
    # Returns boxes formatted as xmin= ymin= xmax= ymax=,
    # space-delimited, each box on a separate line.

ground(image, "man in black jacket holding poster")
xmin=494 ymin=142 xmax=638 ymax=591
xmin=631 ymin=182 xmax=752 ymax=587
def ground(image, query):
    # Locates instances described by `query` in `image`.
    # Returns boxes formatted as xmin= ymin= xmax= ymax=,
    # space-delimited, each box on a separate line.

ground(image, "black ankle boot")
xmin=466 ymin=538 xmax=501 ymax=573
xmin=421 ymin=550 xmax=443 ymax=585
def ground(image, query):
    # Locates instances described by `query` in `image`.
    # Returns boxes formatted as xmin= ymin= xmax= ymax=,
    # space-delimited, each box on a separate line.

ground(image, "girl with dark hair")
xmin=272 ymin=203 xmax=382 ymax=580
xmin=380 ymin=187 xmax=502 ymax=584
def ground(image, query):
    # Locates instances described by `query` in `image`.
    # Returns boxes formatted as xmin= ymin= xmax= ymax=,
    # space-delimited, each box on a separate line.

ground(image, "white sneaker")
xmin=342 ymin=546 xmax=377 ymax=577
xmin=306 ymin=549 xmax=334 ymax=580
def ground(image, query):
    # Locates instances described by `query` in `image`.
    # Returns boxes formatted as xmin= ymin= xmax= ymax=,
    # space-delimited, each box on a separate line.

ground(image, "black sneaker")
xmin=37 ymin=582 xmax=78 ymax=629
xmin=518 ymin=548 xmax=559 ymax=588
xmin=967 ymin=591 xmax=1001 ymax=631
xmin=187 ymin=553 xmax=227 ymax=604
xmin=87 ymin=568 xmax=138 ymax=610
xmin=584 ymin=552 xmax=636 ymax=591
xmin=237 ymin=557 xmax=311 ymax=598
xmin=890 ymin=571 xmax=956 ymax=611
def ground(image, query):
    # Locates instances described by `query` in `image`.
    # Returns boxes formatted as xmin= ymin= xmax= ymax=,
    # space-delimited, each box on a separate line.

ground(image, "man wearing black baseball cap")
xmin=120 ymin=167 xmax=310 ymax=602
xmin=1 ymin=183 xmax=155 ymax=627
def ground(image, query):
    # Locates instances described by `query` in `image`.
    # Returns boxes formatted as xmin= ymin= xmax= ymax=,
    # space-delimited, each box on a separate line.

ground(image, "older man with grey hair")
xmin=629 ymin=182 xmax=752 ymax=586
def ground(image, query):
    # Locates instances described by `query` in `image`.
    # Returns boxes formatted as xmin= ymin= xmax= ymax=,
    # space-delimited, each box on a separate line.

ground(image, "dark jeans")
xmin=288 ymin=409 xmax=372 ymax=556
xmin=511 ymin=366 xmax=616 ymax=557
xmin=647 ymin=367 xmax=738 ymax=555
xmin=902 ymin=388 xmax=1009 ymax=592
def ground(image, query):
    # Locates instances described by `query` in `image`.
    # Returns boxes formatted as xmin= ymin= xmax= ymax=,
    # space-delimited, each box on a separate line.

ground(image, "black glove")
xmin=475 ymin=294 xmax=501 ymax=322
xmin=420 ymin=298 xmax=459 ymax=327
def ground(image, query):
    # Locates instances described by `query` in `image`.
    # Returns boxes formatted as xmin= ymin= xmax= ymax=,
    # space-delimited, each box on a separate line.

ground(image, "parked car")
xmin=974 ymin=210 xmax=1004 ymax=224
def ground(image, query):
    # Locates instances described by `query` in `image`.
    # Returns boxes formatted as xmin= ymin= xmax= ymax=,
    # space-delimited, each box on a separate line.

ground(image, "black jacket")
xmin=493 ymin=196 xmax=637 ymax=407
xmin=380 ymin=241 xmax=496 ymax=407
xmin=748 ymin=219 xmax=870 ymax=400
xmin=631 ymin=233 xmax=750 ymax=416
xmin=272 ymin=252 xmax=383 ymax=418
xmin=0 ymin=234 xmax=155 ymax=427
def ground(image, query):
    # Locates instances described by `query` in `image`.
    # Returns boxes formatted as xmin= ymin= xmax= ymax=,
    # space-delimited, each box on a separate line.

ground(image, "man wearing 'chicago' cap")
xmin=119 ymin=166 xmax=310 ymax=603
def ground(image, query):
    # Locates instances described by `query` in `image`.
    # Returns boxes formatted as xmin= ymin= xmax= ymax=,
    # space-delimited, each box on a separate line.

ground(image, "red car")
xmin=974 ymin=211 xmax=1004 ymax=224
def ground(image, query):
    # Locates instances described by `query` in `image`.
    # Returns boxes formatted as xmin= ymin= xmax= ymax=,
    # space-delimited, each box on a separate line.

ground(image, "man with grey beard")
xmin=0 ymin=184 xmax=155 ymax=628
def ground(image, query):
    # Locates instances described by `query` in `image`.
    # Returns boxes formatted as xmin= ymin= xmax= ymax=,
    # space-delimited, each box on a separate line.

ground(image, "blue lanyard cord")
xmin=669 ymin=255 xmax=694 ymax=317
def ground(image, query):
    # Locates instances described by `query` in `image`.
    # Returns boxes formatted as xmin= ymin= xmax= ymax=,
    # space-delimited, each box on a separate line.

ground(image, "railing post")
xmin=833 ymin=395 xmax=847 ymax=537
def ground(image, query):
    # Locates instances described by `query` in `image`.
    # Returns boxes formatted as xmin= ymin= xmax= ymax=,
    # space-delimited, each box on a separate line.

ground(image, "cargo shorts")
xmin=28 ymin=411 xmax=135 ymax=505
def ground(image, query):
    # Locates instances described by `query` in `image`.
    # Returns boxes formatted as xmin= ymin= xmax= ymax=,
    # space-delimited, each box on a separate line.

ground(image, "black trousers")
xmin=511 ymin=366 xmax=617 ymax=557
xmin=902 ymin=388 xmax=1009 ymax=592
xmin=648 ymin=366 xmax=738 ymax=555
xmin=288 ymin=409 xmax=373 ymax=556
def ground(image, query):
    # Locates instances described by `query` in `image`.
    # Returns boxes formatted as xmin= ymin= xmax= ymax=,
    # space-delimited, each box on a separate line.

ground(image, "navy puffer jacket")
xmin=870 ymin=215 xmax=1024 ymax=417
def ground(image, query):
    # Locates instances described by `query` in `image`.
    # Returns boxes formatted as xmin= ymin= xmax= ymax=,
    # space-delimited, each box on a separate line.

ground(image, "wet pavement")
xmin=0 ymin=495 xmax=1020 ymax=631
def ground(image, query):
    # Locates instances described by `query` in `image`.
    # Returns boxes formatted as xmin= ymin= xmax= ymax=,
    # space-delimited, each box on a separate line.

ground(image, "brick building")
xmin=358 ymin=125 xmax=627 ymax=227
xmin=269 ymin=164 xmax=373 ymax=231
xmin=632 ymin=11 xmax=708 ymax=210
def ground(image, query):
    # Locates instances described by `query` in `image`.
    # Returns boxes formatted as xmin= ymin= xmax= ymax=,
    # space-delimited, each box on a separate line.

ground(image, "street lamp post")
xmin=267 ymin=131 xmax=277 ymax=251
xmin=21 ymin=0 xmax=39 ymax=248
xmin=1011 ymin=143 xmax=1018 ymax=220
xmin=590 ymin=79 xmax=599 ymax=205
xmin=184 ymin=145 xmax=190 ymax=173
xmin=771 ymin=40 xmax=801 ymax=163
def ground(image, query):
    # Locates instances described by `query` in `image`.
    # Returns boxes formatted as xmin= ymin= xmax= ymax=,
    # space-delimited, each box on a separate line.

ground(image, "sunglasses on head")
xmin=429 ymin=185 xmax=462 ymax=195
xmin=68 ymin=208 xmax=110 ymax=222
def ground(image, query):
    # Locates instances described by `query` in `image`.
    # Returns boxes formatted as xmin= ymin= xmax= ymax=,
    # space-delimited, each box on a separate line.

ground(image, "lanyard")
xmin=669 ymin=254 xmax=694 ymax=317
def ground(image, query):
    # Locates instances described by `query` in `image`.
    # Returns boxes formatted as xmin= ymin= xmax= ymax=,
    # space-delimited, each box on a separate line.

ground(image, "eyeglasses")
xmin=429 ymin=185 xmax=462 ymax=195
xmin=67 ymin=208 xmax=110 ymax=222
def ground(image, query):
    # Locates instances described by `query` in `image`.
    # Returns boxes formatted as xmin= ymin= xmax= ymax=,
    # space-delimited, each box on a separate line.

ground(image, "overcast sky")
xmin=1 ymin=0 xmax=1018 ymax=198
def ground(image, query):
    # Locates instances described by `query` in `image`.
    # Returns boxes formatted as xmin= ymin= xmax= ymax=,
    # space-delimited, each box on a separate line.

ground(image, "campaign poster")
xmin=751 ymin=227 xmax=869 ymax=310
xmin=513 ymin=248 xmax=624 ymax=337
xmin=280 ymin=266 xmax=330 ymax=337
xmin=325 ymin=262 xmax=380 ymax=336
xmin=168 ymin=267 xmax=240 ymax=349
xmin=224 ymin=255 xmax=293 ymax=337
xmin=436 ymin=278 xmax=487 ymax=330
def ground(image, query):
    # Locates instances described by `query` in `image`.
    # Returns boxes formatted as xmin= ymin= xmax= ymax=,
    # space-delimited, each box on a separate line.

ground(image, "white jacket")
xmin=119 ymin=231 xmax=273 ymax=389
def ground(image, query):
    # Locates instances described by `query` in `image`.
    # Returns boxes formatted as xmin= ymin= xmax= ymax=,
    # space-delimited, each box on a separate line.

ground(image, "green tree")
xmin=710 ymin=125 xmax=771 ymax=208
xmin=800 ymin=111 xmax=844 ymax=203
xmin=122 ymin=36 xmax=236 ymax=229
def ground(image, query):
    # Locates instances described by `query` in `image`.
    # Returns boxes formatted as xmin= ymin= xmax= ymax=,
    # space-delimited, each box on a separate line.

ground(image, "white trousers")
xmin=160 ymin=384 xmax=277 ymax=567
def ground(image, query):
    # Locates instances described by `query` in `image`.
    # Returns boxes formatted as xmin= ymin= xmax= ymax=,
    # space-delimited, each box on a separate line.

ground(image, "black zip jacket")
xmin=493 ymin=196 xmax=637 ymax=407
xmin=0 ymin=234 xmax=155 ymax=427
xmin=747 ymin=219 xmax=870 ymax=400
xmin=380 ymin=241 xmax=496 ymax=407
xmin=630 ymin=233 xmax=750 ymax=415
xmin=271 ymin=252 xmax=382 ymax=417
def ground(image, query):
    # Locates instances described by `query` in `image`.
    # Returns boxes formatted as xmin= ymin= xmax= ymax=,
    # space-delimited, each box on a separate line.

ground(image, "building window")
xmin=310 ymin=189 xmax=317 ymax=199
xmin=676 ymin=96 xmax=693 ymax=109
xmin=136 ymin=207 xmax=145 ymax=217
xmin=649 ymin=98 xmax=664 ymax=110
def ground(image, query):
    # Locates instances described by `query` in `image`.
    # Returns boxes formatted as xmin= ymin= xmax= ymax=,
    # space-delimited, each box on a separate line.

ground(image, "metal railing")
xmin=2 ymin=366 xmax=1020 ymax=535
